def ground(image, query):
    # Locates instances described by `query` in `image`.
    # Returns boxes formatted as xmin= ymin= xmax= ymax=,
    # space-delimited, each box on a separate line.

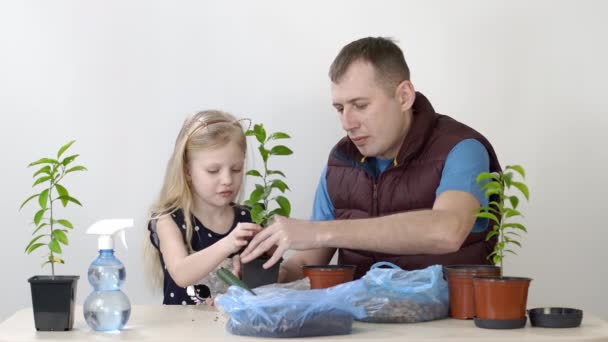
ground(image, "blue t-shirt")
xmin=311 ymin=139 xmax=490 ymax=233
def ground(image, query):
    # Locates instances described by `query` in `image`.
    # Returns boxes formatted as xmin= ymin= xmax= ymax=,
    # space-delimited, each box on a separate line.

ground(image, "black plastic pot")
xmin=241 ymin=256 xmax=281 ymax=289
xmin=28 ymin=275 xmax=79 ymax=331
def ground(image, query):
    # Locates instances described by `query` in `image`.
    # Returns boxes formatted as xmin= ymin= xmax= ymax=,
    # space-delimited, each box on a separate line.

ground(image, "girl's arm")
xmin=156 ymin=215 xmax=260 ymax=287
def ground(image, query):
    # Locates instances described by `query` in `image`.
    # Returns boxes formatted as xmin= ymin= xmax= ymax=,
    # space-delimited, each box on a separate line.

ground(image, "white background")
xmin=1 ymin=0 xmax=606 ymax=322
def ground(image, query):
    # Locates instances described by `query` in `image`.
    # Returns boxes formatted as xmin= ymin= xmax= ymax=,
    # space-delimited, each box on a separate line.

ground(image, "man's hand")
xmin=240 ymin=216 xmax=322 ymax=268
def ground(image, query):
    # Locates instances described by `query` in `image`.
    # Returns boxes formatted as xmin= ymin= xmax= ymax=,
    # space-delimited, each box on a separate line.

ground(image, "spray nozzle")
xmin=86 ymin=219 xmax=133 ymax=250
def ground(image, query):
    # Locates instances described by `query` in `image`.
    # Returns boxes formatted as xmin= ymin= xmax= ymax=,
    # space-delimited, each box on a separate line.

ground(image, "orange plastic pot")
xmin=472 ymin=276 xmax=531 ymax=321
xmin=443 ymin=265 xmax=501 ymax=319
xmin=302 ymin=265 xmax=356 ymax=289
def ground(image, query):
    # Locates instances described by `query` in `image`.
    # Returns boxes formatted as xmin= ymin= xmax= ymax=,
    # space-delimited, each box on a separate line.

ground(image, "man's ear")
xmin=395 ymin=80 xmax=416 ymax=112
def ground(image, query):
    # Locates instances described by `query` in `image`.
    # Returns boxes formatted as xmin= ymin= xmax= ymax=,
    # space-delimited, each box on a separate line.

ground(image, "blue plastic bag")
xmin=348 ymin=262 xmax=449 ymax=323
xmin=215 ymin=282 xmax=365 ymax=338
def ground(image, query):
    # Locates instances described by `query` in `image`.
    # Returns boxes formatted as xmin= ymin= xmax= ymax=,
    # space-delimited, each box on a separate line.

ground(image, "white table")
xmin=1 ymin=305 xmax=607 ymax=341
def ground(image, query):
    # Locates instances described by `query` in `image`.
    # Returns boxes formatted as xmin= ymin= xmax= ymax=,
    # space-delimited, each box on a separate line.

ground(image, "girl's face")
xmin=187 ymin=141 xmax=245 ymax=210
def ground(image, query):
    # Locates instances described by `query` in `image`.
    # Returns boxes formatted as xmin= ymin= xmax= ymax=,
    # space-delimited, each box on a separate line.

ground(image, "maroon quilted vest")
xmin=326 ymin=92 xmax=501 ymax=279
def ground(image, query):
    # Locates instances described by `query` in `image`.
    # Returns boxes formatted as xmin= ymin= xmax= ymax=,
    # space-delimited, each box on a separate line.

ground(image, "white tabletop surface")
xmin=1 ymin=305 xmax=607 ymax=341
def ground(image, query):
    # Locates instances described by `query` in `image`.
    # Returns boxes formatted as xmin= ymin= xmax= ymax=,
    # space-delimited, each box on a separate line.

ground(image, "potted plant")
xmin=20 ymin=140 xmax=87 ymax=331
xmin=241 ymin=123 xmax=293 ymax=288
xmin=471 ymin=164 xmax=531 ymax=329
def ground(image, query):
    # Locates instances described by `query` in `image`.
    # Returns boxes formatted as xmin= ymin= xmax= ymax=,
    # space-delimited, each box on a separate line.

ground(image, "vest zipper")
xmin=372 ymin=183 xmax=378 ymax=216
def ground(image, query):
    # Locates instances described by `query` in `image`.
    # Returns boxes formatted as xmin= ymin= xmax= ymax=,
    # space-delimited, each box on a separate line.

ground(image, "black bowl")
xmin=528 ymin=307 xmax=583 ymax=328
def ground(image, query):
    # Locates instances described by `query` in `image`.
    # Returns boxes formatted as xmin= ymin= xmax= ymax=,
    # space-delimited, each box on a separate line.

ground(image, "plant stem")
xmin=262 ymin=142 xmax=269 ymax=220
xmin=48 ymin=181 xmax=55 ymax=277
xmin=499 ymin=173 xmax=504 ymax=276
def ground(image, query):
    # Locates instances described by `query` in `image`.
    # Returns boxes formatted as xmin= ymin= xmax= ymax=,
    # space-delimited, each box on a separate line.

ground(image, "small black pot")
xmin=241 ymin=256 xmax=282 ymax=289
xmin=28 ymin=275 xmax=79 ymax=331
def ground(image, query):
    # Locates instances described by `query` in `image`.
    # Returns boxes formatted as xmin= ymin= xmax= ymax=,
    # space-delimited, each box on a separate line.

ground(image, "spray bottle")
xmin=83 ymin=219 xmax=133 ymax=331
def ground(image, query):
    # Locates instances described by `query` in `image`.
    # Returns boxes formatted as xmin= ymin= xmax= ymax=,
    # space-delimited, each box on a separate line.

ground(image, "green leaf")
xmin=269 ymin=132 xmax=291 ymax=140
xmin=504 ymin=208 xmax=522 ymax=219
xmin=503 ymin=223 xmax=527 ymax=232
xmin=511 ymin=181 xmax=529 ymax=201
xmin=250 ymin=203 xmax=265 ymax=225
xmin=53 ymin=230 xmax=69 ymax=245
xmin=488 ymin=201 xmax=502 ymax=211
xmin=32 ymin=222 xmax=49 ymax=235
xmin=509 ymin=196 xmax=519 ymax=209
xmin=507 ymin=239 xmax=522 ymax=248
xmin=506 ymin=165 xmax=525 ymax=178
xmin=26 ymin=243 xmax=45 ymax=255
xmin=492 ymin=254 xmax=501 ymax=266
xmin=34 ymin=208 xmax=47 ymax=225
xmin=55 ymin=184 xmax=69 ymax=206
xmin=484 ymin=188 xmax=502 ymax=198
xmin=55 ymin=195 xmax=82 ymax=206
xmin=25 ymin=235 xmax=47 ymax=253
xmin=269 ymin=207 xmax=288 ymax=218
xmin=485 ymin=230 xmax=499 ymax=241
xmin=253 ymin=124 xmax=266 ymax=144
xmin=246 ymin=170 xmax=263 ymax=178
xmin=503 ymin=172 xmax=513 ymax=187
xmin=32 ymin=176 xmax=52 ymax=187
xmin=480 ymin=181 xmax=503 ymax=191
xmin=55 ymin=219 xmax=74 ymax=229
xmin=56 ymin=140 xmax=75 ymax=158
xmin=61 ymin=154 xmax=79 ymax=166
xmin=270 ymin=179 xmax=289 ymax=193
xmin=475 ymin=212 xmax=500 ymax=224
xmin=28 ymin=158 xmax=59 ymax=167
xmin=504 ymin=249 xmax=518 ymax=256
xmin=505 ymin=232 xmax=522 ymax=239
xmin=65 ymin=165 xmax=87 ymax=175
xmin=476 ymin=172 xmax=499 ymax=184
xmin=52 ymin=256 xmax=65 ymax=264
xmin=38 ymin=189 xmax=49 ymax=209
xmin=267 ymin=170 xmax=286 ymax=178
xmin=261 ymin=186 xmax=273 ymax=201
xmin=269 ymin=145 xmax=293 ymax=156
xmin=48 ymin=239 xmax=62 ymax=254
xmin=275 ymin=195 xmax=291 ymax=217
xmin=19 ymin=193 xmax=40 ymax=210
xmin=246 ymin=186 xmax=264 ymax=206
xmin=32 ymin=165 xmax=51 ymax=178
xmin=258 ymin=146 xmax=269 ymax=163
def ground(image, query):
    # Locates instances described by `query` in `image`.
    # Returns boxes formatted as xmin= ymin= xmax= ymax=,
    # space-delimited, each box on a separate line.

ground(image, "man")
xmin=240 ymin=37 xmax=501 ymax=280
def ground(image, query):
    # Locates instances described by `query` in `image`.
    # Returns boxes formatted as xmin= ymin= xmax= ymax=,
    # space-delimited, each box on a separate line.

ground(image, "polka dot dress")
xmin=148 ymin=205 xmax=252 ymax=305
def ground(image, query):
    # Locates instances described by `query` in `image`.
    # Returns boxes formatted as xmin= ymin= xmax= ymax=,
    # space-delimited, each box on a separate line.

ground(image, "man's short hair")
xmin=329 ymin=37 xmax=410 ymax=93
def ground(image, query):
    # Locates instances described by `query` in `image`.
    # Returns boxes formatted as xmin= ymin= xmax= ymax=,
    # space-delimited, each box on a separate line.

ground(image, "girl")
xmin=144 ymin=110 xmax=261 ymax=305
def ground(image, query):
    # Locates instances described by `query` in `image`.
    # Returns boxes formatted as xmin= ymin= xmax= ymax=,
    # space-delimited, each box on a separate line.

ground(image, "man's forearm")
xmin=317 ymin=209 xmax=467 ymax=255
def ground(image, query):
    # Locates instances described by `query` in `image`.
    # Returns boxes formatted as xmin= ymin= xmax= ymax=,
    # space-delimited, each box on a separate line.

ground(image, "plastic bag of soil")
xmin=215 ymin=281 xmax=364 ymax=338
xmin=348 ymin=262 xmax=449 ymax=323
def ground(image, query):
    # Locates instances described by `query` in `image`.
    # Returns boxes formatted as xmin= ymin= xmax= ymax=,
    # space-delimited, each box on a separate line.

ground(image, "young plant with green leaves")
xmin=475 ymin=165 xmax=530 ymax=275
xmin=244 ymin=123 xmax=293 ymax=226
xmin=20 ymin=140 xmax=87 ymax=276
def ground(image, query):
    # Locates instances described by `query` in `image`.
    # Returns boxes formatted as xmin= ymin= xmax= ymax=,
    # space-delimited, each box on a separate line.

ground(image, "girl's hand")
xmin=205 ymin=297 xmax=214 ymax=307
xmin=221 ymin=222 xmax=262 ymax=255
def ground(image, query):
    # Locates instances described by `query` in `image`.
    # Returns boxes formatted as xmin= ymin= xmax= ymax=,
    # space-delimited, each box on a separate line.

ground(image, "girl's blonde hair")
xmin=143 ymin=110 xmax=248 ymax=290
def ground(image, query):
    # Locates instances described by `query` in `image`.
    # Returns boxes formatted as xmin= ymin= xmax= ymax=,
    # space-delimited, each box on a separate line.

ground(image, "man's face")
xmin=331 ymin=60 xmax=410 ymax=159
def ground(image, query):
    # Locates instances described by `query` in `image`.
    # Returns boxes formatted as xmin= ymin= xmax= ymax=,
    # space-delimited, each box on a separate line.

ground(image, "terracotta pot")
xmin=472 ymin=276 xmax=532 ymax=328
xmin=443 ymin=265 xmax=501 ymax=319
xmin=302 ymin=265 xmax=356 ymax=289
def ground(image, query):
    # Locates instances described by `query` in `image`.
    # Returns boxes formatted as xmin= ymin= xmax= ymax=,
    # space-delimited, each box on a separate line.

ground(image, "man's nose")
xmin=341 ymin=107 xmax=359 ymax=132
